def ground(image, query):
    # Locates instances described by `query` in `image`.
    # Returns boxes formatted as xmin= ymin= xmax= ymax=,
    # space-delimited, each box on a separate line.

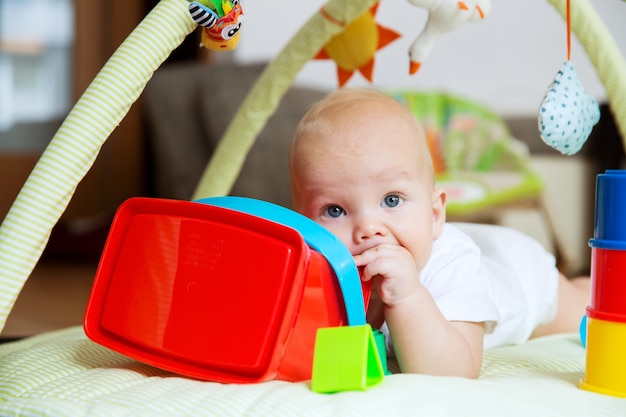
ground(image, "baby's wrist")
xmin=383 ymin=285 xmax=424 ymax=309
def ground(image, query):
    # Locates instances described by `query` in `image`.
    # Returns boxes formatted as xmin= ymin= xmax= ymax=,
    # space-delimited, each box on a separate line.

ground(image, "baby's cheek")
xmin=316 ymin=222 xmax=348 ymax=245
xmin=334 ymin=229 xmax=351 ymax=246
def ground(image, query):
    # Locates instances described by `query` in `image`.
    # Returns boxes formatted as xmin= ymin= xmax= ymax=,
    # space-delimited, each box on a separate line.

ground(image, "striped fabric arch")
xmin=0 ymin=0 xmax=196 ymax=332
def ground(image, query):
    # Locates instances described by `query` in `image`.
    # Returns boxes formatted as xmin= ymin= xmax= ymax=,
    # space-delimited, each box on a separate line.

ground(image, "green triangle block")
xmin=372 ymin=328 xmax=391 ymax=376
xmin=311 ymin=324 xmax=385 ymax=393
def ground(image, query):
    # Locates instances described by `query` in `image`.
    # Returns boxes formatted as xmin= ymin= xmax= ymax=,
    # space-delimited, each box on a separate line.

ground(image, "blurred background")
xmin=0 ymin=0 xmax=624 ymax=338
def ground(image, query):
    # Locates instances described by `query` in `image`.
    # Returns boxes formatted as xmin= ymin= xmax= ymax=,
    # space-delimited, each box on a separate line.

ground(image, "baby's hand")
xmin=353 ymin=244 xmax=421 ymax=307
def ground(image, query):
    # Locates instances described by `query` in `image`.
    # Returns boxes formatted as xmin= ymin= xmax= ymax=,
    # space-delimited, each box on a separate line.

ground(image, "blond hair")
xmin=290 ymin=88 xmax=435 ymax=184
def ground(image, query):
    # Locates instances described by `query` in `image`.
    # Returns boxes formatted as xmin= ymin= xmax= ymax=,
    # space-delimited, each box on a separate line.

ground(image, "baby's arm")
xmin=355 ymin=244 xmax=485 ymax=378
xmin=384 ymin=290 xmax=484 ymax=378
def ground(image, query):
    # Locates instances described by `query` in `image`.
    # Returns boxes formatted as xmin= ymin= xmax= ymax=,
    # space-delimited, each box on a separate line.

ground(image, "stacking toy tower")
xmin=580 ymin=170 xmax=626 ymax=397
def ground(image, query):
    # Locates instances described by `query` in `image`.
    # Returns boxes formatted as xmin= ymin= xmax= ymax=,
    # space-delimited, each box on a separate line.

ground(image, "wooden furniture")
xmin=68 ymin=0 xmax=148 ymax=222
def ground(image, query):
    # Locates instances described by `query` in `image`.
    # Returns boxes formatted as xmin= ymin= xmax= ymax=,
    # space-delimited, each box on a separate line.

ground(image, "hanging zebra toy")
xmin=188 ymin=0 xmax=244 ymax=51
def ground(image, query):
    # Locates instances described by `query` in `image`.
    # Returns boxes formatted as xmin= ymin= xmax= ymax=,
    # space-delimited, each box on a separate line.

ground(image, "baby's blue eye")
xmin=383 ymin=194 xmax=401 ymax=208
xmin=326 ymin=205 xmax=345 ymax=218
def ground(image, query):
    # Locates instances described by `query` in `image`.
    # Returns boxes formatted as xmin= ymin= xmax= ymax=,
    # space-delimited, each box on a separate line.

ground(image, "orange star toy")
xmin=315 ymin=3 xmax=401 ymax=87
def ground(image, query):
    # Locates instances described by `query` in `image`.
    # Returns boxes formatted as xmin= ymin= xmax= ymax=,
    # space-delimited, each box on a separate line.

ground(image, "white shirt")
xmin=382 ymin=222 xmax=559 ymax=351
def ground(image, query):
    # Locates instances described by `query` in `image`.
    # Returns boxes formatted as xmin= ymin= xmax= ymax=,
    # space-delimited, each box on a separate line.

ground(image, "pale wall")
xmin=233 ymin=0 xmax=626 ymax=116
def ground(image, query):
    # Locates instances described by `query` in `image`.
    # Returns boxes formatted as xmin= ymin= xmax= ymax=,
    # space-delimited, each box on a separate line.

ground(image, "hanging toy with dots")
xmin=538 ymin=0 xmax=600 ymax=155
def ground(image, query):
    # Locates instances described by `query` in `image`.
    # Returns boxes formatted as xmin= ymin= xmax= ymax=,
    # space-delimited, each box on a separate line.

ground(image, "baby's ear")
xmin=432 ymin=187 xmax=447 ymax=239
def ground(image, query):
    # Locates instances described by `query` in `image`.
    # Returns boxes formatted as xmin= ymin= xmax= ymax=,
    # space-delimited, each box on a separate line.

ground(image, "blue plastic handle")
xmin=195 ymin=196 xmax=367 ymax=326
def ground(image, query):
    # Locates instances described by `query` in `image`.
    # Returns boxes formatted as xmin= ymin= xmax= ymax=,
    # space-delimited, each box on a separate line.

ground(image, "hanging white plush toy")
xmin=407 ymin=0 xmax=491 ymax=75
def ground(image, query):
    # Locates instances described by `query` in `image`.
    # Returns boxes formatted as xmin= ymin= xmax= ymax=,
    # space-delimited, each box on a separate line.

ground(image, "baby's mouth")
xmin=355 ymin=241 xmax=393 ymax=256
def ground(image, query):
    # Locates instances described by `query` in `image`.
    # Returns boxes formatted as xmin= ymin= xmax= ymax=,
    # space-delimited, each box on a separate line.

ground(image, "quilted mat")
xmin=1 ymin=327 xmax=624 ymax=417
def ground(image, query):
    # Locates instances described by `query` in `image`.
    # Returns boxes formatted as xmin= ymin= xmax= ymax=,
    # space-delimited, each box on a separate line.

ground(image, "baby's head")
xmin=289 ymin=88 xmax=446 ymax=271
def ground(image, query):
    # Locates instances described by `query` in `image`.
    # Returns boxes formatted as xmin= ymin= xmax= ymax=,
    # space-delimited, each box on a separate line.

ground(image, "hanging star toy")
xmin=538 ymin=0 xmax=600 ymax=155
xmin=315 ymin=3 xmax=401 ymax=87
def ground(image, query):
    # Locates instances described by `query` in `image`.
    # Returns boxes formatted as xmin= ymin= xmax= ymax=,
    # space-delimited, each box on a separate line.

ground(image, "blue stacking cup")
xmin=591 ymin=170 xmax=626 ymax=249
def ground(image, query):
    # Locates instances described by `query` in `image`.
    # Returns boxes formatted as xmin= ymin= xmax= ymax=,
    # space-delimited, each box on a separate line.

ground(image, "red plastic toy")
xmin=84 ymin=197 xmax=370 ymax=383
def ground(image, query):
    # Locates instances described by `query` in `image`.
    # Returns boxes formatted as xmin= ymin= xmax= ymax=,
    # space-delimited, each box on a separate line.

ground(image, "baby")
xmin=289 ymin=88 xmax=590 ymax=378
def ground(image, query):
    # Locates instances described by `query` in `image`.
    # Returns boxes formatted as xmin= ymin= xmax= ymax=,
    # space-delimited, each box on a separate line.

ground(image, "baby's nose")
xmin=353 ymin=215 xmax=386 ymax=243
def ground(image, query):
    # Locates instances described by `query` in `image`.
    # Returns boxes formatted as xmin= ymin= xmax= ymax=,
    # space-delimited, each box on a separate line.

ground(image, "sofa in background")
xmin=144 ymin=61 xmax=327 ymax=209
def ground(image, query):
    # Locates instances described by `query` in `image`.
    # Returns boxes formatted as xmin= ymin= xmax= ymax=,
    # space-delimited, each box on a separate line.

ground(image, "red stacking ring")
xmin=589 ymin=246 xmax=626 ymax=321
